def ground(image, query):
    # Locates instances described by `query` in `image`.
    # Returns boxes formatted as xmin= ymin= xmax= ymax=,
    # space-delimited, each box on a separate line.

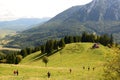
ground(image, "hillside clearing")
xmin=0 ymin=43 xmax=114 ymax=80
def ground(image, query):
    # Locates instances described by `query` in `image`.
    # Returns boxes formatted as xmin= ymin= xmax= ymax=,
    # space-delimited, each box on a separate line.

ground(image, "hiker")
xmin=47 ymin=71 xmax=51 ymax=78
xmin=93 ymin=67 xmax=95 ymax=71
xmin=88 ymin=67 xmax=90 ymax=71
xmin=16 ymin=70 xmax=18 ymax=76
xmin=69 ymin=68 xmax=72 ymax=73
xmin=13 ymin=70 xmax=16 ymax=75
xmin=83 ymin=66 xmax=85 ymax=69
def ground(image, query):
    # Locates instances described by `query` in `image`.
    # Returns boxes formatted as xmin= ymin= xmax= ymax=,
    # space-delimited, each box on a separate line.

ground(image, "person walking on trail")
xmin=88 ymin=67 xmax=90 ymax=71
xmin=47 ymin=72 xmax=51 ymax=78
xmin=83 ymin=66 xmax=85 ymax=69
xmin=93 ymin=67 xmax=95 ymax=71
xmin=13 ymin=70 xmax=16 ymax=76
xmin=16 ymin=70 xmax=19 ymax=76
xmin=69 ymin=68 xmax=72 ymax=73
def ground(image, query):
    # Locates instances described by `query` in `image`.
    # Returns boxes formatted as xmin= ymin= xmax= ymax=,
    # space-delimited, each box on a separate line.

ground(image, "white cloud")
xmin=0 ymin=0 xmax=92 ymax=21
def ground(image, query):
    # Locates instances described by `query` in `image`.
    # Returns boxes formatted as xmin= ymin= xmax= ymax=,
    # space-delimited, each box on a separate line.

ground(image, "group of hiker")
xmin=13 ymin=70 xmax=51 ymax=78
xmin=13 ymin=70 xmax=19 ymax=76
xmin=13 ymin=66 xmax=95 ymax=78
xmin=83 ymin=66 xmax=95 ymax=71
xmin=48 ymin=66 xmax=95 ymax=78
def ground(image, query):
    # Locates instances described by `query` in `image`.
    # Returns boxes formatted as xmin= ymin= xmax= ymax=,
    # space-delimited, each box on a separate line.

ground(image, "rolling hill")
xmin=6 ymin=0 xmax=120 ymax=48
xmin=0 ymin=43 xmax=115 ymax=80
xmin=20 ymin=43 xmax=113 ymax=66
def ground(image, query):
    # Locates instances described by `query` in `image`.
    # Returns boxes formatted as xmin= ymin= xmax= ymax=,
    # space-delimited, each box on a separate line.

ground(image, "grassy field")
xmin=0 ymin=43 xmax=115 ymax=80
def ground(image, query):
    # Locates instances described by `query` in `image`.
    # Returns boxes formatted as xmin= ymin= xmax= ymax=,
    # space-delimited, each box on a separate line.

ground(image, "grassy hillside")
xmin=0 ymin=43 xmax=114 ymax=80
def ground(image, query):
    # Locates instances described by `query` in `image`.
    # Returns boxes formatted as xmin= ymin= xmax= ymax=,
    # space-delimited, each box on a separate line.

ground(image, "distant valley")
xmin=0 ymin=18 xmax=50 ymax=39
xmin=0 ymin=18 xmax=50 ymax=31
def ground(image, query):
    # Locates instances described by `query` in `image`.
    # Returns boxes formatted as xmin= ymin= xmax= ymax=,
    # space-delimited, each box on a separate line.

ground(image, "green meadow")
xmin=0 ymin=43 xmax=115 ymax=80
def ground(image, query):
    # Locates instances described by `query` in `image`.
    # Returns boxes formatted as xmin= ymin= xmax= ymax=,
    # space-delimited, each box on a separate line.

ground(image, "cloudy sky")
xmin=0 ymin=0 xmax=92 ymax=21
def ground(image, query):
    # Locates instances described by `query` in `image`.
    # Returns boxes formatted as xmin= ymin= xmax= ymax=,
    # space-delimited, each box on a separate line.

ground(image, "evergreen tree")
xmin=34 ymin=46 xmax=41 ymax=52
xmin=85 ymin=34 xmax=89 ymax=42
xmin=26 ymin=48 xmax=32 ymax=55
xmin=0 ymin=53 xmax=5 ymax=60
xmin=68 ymin=36 xmax=74 ymax=43
xmin=110 ymin=34 xmax=114 ymax=46
xmin=95 ymin=35 xmax=100 ymax=42
xmin=73 ymin=36 xmax=79 ymax=42
xmin=81 ymin=32 xmax=88 ymax=42
xmin=41 ymin=45 xmax=46 ymax=54
xmin=45 ymin=40 xmax=54 ymax=54
xmin=64 ymin=36 xmax=69 ymax=44
xmin=78 ymin=36 xmax=81 ymax=42
xmin=59 ymin=38 xmax=65 ymax=48
xmin=88 ymin=34 xmax=95 ymax=42
xmin=20 ymin=49 xmax=28 ymax=58
xmin=53 ymin=40 xmax=58 ymax=50
xmin=6 ymin=53 xmax=16 ymax=64
xmin=99 ymin=34 xmax=110 ymax=46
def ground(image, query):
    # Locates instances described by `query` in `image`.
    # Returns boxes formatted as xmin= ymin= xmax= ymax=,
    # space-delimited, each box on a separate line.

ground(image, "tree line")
xmin=0 ymin=32 xmax=114 ymax=64
xmin=0 ymin=50 xmax=22 ymax=64
xmin=19 ymin=32 xmax=113 ymax=60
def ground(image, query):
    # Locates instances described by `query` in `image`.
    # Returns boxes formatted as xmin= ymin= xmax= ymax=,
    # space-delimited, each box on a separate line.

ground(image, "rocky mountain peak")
xmin=77 ymin=0 xmax=120 ymax=21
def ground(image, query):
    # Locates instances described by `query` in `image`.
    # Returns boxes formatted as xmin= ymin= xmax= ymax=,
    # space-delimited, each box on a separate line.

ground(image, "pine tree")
xmin=45 ymin=40 xmax=54 ymax=54
xmin=53 ymin=40 xmax=58 ymax=50
xmin=110 ymin=34 xmax=114 ymax=46
xmin=41 ymin=45 xmax=46 ymax=54
xmin=81 ymin=32 xmax=88 ymax=42
xmin=59 ymin=38 xmax=65 ymax=48
xmin=99 ymin=34 xmax=110 ymax=46
xmin=34 ymin=46 xmax=41 ymax=52
xmin=68 ymin=36 xmax=74 ymax=43
xmin=20 ymin=49 xmax=28 ymax=58
xmin=26 ymin=48 xmax=32 ymax=55
xmin=64 ymin=36 xmax=69 ymax=44
xmin=6 ymin=53 xmax=16 ymax=64
xmin=73 ymin=36 xmax=79 ymax=42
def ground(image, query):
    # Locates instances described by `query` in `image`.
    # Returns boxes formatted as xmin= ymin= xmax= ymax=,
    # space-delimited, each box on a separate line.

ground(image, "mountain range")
xmin=6 ymin=0 xmax=120 ymax=48
xmin=0 ymin=18 xmax=50 ymax=31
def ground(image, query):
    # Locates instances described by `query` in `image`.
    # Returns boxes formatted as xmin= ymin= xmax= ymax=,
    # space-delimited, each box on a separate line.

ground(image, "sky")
xmin=0 ymin=0 xmax=92 ymax=21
